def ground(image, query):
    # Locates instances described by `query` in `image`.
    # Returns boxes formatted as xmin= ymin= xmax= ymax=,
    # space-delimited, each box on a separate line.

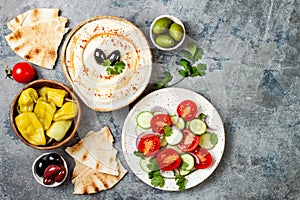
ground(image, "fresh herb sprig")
xmin=148 ymin=170 xmax=165 ymax=188
xmin=157 ymin=42 xmax=207 ymax=89
xmin=175 ymin=175 xmax=187 ymax=190
xmin=104 ymin=60 xmax=126 ymax=75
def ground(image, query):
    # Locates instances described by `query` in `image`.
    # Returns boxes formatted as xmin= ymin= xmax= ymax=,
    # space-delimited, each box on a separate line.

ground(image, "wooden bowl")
xmin=10 ymin=79 xmax=81 ymax=150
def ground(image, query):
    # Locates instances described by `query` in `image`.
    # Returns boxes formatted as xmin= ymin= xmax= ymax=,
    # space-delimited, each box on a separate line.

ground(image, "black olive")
xmin=94 ymin=48 xmax=106 ymax=64
xmin=35 ymin=155 xmax=48 ymax=177
xmin=46 ymin=153 xmax=63 ymax=165
xmin=107 ymin=50 xmax=120 ymax=64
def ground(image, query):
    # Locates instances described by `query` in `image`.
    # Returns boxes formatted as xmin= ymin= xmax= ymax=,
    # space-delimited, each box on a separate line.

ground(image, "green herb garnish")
xmin=133 ymin=150 xmax=146 ymax=160
xmin=106 ymin=60 xmax=126 ymax=75
xmin=175 ymin=175 xmax=187 ymax=190
xmin=148 ymin=170 xmax=165 ymax=188
xmin=164 ymin=125 xmax=172 ymax=137
xmin=157 ymin=42 xmax=207 ymax=89
xmin=146 ymin=158 xmax=160 ymax=171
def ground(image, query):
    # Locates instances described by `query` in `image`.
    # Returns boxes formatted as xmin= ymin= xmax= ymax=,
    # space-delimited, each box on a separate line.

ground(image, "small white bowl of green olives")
xmin=150 ymin=15 xmax=185 ymax=51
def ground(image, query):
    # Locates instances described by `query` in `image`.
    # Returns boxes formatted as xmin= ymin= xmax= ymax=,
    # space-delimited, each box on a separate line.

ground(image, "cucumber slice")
xmin=199 ymin=132 xmax=218 ymax=150
xmin=180 ymin=154 xmax=194 ymax=171
xmin=171 ymin=116 xmax=185 ymax=130
xmin=135 ymin=124 xmax=152 ymax=135
xmin=165 ymin=126 xmax=183 ymax=145
xmin=174 ymin=168 xmax=190 ymax=176
xmin=139 ymin=157 xmax=159 ymax=173
xmin=136 ymin=111 xmax=153 ymax=129
xmin=189 ymin=119 xmax=207 ymax=135
xmin=160 ymin=170 xmax=175 ymax=179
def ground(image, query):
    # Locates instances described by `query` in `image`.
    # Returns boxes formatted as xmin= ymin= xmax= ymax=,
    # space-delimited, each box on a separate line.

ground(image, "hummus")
xmin=62 ymin=16 xmax=152 ymax=111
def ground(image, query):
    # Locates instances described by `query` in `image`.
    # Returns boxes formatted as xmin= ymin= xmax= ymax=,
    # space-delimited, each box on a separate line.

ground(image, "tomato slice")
xmin=150 ymin=114 xmax=172 ymax=134
xmin=177 ymin=100 xmax=198 ymax=121
xmin=156 ymin=148 xmax=181 ymax=171
xmin=137 ymin=134 xmax=160 ymax=156
xmin=192 ymin=147 xmax=213 ymax=169
xmin=177 ymin=129 xmax=200 ymax=152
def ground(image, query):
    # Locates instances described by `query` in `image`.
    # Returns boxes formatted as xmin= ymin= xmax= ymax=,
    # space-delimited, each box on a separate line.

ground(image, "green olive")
xmin=169 ymin=23 xmax=184 ymax=42
xmin=155 ymin=34 xmax=175 ymax=48
xmin=152 ymin=17 xmax=171 ymax=34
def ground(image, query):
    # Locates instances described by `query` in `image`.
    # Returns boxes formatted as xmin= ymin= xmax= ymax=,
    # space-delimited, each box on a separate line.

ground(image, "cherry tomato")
xmin=191 ymin=147 xmax=213 ymax=169
xmin=12 ymin=62 xmax=35 ymax=83
xmin=156 ymin=148 xmax=181 ymax=171
xmin=177 ymin=100 xmax=198 ymax=121
xmin=138 ymin=134 xmax=161 ymax=156
xmin=177 ymin=129 xmax=200 ymax=152
xmin=150 ymin=114 xmax=172 ymax=134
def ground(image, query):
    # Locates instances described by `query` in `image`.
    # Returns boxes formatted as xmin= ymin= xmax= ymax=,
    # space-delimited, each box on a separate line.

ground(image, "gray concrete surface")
xmin=0 ymin=0 xmax=299 ymax=199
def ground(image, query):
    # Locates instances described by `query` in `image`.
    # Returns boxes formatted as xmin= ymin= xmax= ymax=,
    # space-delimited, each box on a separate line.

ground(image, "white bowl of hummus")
xmin=61 ymin=16 xmax=152 ymax=111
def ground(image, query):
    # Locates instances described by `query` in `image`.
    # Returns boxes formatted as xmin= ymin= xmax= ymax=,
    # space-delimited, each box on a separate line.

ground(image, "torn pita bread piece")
xmin=65 ymin=127 xmax=119 ymax=176
xmin=7 ymin=8 xmax=59 ymax=31
xmin=5 ymin=8 xmax=68 ymax=69
xmin=71 ymin=159 xmax=127 ymax=194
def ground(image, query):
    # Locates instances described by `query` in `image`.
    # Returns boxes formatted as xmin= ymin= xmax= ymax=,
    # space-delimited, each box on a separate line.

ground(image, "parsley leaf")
xmin=164 ymin=125 xmax=172 ymax=137
xmin=149 ymin=171 xmax=165 ymax=188
xmin=157 ymin=72 xmax=173 ymax=89
xmin=106 ymin=60 xmax=125 ymax=75
xmin=156 ymin=42 xmax=207 ymax=89
xmin=175 ymin=175 xmax=187 ymax=190
xmin=199 ymin=113 xmax=207 ymax=121
xmin=146 ymin=158 xmax=160 ymax=172
xmin=133 ymin=150 xmax=146 ymax=160
xmin=180 ymin=161 xmax=189 ymax=170
xmin=102 ymin=59 xmax=111 ymax=66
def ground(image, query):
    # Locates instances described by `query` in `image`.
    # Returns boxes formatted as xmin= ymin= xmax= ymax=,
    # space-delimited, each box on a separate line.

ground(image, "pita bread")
xmin=65 ymin=127 xmax=119 ymax=176
xmin=7 ymin=8 xmax=59 ymax=31
xmin=5 ymin=8 xmax=68 ymax=69
xmin=71 ymin=159 xmax=127 ymax=194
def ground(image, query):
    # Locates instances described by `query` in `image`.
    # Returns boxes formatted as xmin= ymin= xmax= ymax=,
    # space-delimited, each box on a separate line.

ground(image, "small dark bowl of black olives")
xmin=32 ymin=152 xmax=68 ymax=187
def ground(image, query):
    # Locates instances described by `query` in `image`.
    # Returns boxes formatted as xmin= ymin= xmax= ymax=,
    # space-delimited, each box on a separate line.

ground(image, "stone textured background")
xmin=0 ymin=0 xmax=299 ymax=199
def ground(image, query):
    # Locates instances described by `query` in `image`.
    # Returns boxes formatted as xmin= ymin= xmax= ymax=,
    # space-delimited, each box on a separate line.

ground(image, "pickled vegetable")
xmin=53 ymin=102 xmax=78 ymax=121
xmin=152 ymin=17 xmax=171 ymax=34
xmin=169 ymin=23 xmax=184 ymax=42
xmin=34 ymin=97 xmax=56 ymax=130
xmin=15 ymin=112 xmax=46 ymax=146
xmin=155 ymin=34 xmax=175 ymax=48
xmin=18 ymin=88 xmax=38 ymax=113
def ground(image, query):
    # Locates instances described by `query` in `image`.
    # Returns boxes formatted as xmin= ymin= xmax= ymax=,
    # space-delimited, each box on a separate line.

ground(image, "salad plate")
xmin=61 ymin=16 xmax=152 ymax=111
xmin=122 ymin=88 xmax=225 ymax=191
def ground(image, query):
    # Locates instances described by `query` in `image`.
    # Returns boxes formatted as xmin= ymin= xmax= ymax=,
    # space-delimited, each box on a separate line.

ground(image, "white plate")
xmin=61 ymin=16 xmax=152 ymax=111
xmin=122 ymin=88 xmax=225 ymax=191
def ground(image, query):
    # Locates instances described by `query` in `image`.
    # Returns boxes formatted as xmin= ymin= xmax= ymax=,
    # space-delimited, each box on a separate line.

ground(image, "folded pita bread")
xmin=65 ymin=127 xmax=119 ymax=176
xmin=5 ymin=8 xmax=68 ymax=69
xmin=7 ymin=8 xmax=59 ymax=31
xmin=71 ymin=159 xmax=127 ymax=194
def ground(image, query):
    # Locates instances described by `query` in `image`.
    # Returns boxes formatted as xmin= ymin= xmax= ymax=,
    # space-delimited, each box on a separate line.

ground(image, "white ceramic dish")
xmin=150 ymin=15 xmax=186 ymax=51
xmin=32 ymin=153 xmax=68 ymax=187
xmin=61 ymin=16 xmax=152 ymax=112
xmin=122 ymin=88 xmax=225 ymax=191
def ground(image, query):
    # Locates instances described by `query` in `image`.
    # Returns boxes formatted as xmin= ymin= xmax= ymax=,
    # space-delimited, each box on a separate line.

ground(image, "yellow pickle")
xmin=46 ymin=120 xmax=73 ymax=141
xmin=53 ymin=102 xmax=78 ymax=121
xmin=15 ymin=112 xmax=46 ymax=146
xmin=17 ymin=88 xmax=38 ymax=112
xmin=38 ymin=87 xmax=67 ymax=107
xmin=34 ymin=97 xmax=56 ymax=130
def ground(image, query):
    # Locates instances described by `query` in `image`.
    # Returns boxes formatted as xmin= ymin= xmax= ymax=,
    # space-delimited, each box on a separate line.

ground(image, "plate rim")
xmin=61 ymin=16 xmax=153 ymax=112
xmin=121 ymin=87 xmax=225 ymax=191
